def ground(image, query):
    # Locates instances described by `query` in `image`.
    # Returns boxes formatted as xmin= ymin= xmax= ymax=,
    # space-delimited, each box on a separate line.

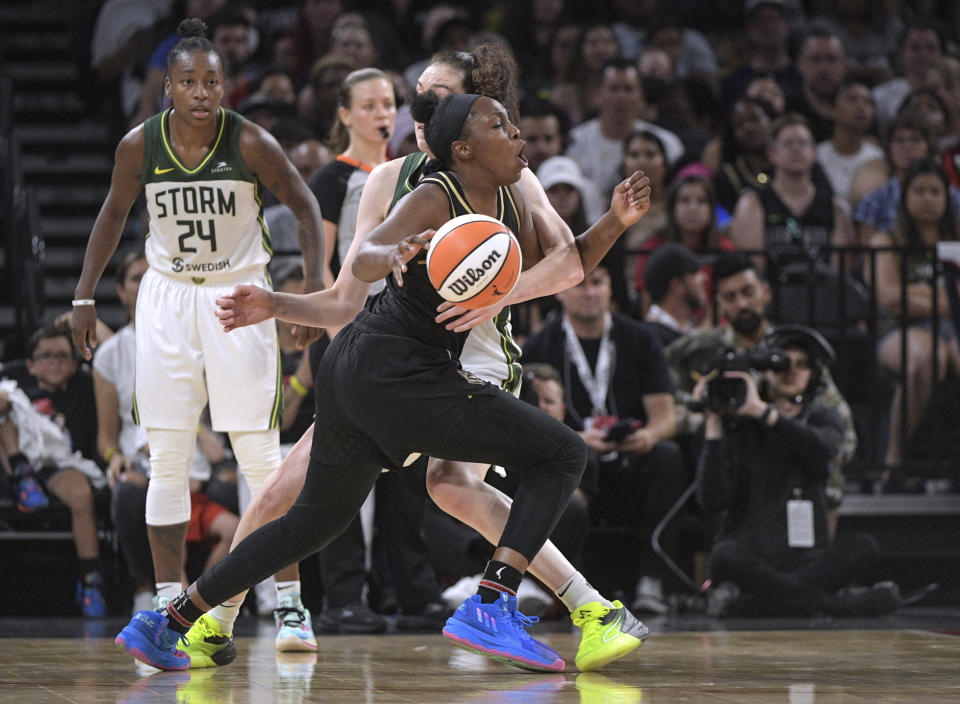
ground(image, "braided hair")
xmin=167 ymin=18 xmax=223 ymax=74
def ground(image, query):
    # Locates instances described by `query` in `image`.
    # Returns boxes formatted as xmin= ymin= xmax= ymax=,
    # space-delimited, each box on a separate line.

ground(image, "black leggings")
xmin=197 ymin=327 xmax=586 ymax=607
xmin=709 ymin=533 xmax=881 ymax=616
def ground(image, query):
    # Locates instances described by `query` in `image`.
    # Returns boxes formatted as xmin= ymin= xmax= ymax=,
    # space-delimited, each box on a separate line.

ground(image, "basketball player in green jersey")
xmin=210 ymin=46 xmax=653 ymax=673
xmin=71 ymin=18 xmax=323 ymax=662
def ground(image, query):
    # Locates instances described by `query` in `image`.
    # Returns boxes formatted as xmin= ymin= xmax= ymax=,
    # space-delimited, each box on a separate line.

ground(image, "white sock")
xmin=155 ymin=581 xmax=182 ymax=605
xmin=275 ymin=580 xmax=302 ymax=605
xmin=209 ymin=599 xmax=243 ymax=635
xmin=556 ymin=572 xmax=613 ymax=612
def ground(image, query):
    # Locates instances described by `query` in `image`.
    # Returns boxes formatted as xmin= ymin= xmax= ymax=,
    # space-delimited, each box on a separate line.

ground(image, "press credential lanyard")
xmin=562 ymin=313 xmax=615 ymax=416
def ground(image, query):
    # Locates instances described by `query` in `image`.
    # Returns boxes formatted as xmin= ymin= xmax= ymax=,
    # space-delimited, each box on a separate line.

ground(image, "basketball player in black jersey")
xmin=116 ymin=91 xmax=650 ymax=673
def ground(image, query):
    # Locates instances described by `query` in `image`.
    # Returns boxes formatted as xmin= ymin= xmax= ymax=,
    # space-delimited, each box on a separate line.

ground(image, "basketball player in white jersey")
xmin=71 ymin=19 xmax=324 ymax=662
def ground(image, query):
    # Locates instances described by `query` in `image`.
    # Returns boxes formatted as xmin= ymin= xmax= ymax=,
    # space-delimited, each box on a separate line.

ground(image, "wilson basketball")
xmin=426 ymin=213 xmax=522 ymax=310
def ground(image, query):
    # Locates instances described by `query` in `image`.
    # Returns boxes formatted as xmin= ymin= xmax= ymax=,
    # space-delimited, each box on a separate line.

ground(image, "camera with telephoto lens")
xmin=704 ymin=348 xmax=790 ymax=412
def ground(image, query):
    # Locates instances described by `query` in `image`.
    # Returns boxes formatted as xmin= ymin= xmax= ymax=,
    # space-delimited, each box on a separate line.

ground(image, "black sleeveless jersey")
xmin=759 ymin=184 xmax=835 ymax=264
xmin=365 ymin=169 xmax=522 ymax=357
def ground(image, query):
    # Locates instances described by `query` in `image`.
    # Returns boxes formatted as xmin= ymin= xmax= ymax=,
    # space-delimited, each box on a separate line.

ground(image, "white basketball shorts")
xmin=134 ymin=267 xmax=281 ymax=432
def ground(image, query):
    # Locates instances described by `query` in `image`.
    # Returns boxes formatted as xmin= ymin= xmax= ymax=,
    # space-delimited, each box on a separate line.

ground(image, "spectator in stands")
xmin=643 ymin=13 xmax=720 ymax=80
xmin=730 ymin=113 xmax=854 ymax=271
xmin=0 ymin=322 xmax=107 ymax=616
xmin=721 ymin=0 xmax=802 ymax=113
xmin=540 ymin=20 xmax=582 ymax=129
xmin=851 ymin=115 xmax=960 ymax=244
xmin=327 ymin=18 xmax=379 ymax=69
xmin=817 ymin=0 xmax=897 ymax=76
xmin=518 ymin=97 xmax=567 ymax=174
xmin=567 ymin=23 xmax=622 ymax=125
xmin=608 ymin=130 xmax=671 ymax=313
xmin=924 ymin=57 xmax=960 ymax=148
xmin=787 ymin=23 xmax=848 ymax=143
xmin=206 ymin=6 xmax=258 ymax=108
xmin=695 ymin=326 xmax=898 ymax=618
xmin=92 ymin=251 xmax=239 ymax=614
xmin=873 ymin=20 xmax=943 ymax=129
xmin=252 ymin=67 xmax=297 ymax=106
xmin=642 ymin=243 xmax=708 ymax=347
xmin=634 ymin=174 xmax=735 ymax=313
xmin=288 ymin=0 xmax=344 ymax=83
xmin=668 ymin=254 xmax=856 ymax=520
xmin=501 ymin=0 xmax=566 ymax=85
xmin=816 ymin=77 xmax=883 ymax=206
xmin=746 ymin=76 xmax=787 ymax=118
xmin=897 ymin=87 xmax=953 ymax=152
xmin=709 ymin=96 xmax=774 ymax=215
xmin=298 ymin=54 xmax=358 ymax=142
xmin=566 ymin=60 xmax=683 ymax=200
xmin=89 ymin=0 xmax=172 ymax=136
xmin=523 ymin=261 xmax=684 ymax=615
xmin=537 ymin=156 xmax=605 ymax=236
xmin=868 ymin=158 xmax=960 ymax=485
xmin=263 ymin=122 xmax=330 ymax=239
xmin=401 ymin=6 xmax=474 ymax=93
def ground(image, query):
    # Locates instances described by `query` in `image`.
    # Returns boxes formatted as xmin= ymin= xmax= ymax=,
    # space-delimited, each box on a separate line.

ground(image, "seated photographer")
xmin=522 ymin=261 xmax=684 ymax=614
xmin=667 ymin=253 xmax=856 ymax=521
xmin=694 ymin=327 xmax=900 ymax=618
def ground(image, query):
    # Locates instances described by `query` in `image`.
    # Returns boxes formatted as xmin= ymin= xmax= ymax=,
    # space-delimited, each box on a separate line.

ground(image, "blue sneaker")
xmin=442 ymin=593 xmax=565 ymax=672
xmin=77 ymin=571 xmax=108 ymax=618
xmin=13 ymin=462 xmax=48 ymax=512
xmin=115 ymin=610 xmax=191 ymax=671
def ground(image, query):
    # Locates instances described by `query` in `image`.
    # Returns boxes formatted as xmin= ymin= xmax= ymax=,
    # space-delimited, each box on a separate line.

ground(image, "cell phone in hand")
xmin=603 ymin=418 xmax=642 ymax=443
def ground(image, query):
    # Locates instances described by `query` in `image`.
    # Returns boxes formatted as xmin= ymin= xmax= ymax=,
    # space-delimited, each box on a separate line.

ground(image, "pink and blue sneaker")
xmin=116 ymin=610 xmax=191 ymax=671
xmin=76 ymin=571 xmax=108 ymax=618
xmin=13 ymin=462 xmax=48 ymax=512
xmin=442 ymin=593 xmax=565 ymax=672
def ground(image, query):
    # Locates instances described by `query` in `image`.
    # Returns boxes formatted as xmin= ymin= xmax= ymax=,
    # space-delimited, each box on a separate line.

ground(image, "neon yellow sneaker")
xmin=575 ymin=672 xmax=643 ymax=703
xmin=182 ymin=614 xmax=237 ymax=669
xmin=571 ymin=600 xmax=648 ymax=672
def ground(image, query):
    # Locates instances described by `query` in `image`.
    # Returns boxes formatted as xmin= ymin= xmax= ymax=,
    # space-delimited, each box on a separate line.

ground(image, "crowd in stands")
xmin=7 ymin=0 xmax=960 ymax=621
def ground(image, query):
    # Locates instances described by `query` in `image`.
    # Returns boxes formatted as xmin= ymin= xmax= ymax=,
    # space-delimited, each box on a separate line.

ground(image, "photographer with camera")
xmin=522 ymin=262 xmax=684 ymax=614
xmin=694 ymin=327 xmax=900 ymax=618
xmin=667 ymin=253 xmax=856 ymax=522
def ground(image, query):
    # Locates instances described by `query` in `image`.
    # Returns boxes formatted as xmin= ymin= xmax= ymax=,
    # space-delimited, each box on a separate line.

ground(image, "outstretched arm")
xmin=72 ymin=127 xmax=145 ymax=359
xmin=240 ymin=122 xmax=324 ymax=347
xmin=217 ymin=159 xmax=423 ymax=331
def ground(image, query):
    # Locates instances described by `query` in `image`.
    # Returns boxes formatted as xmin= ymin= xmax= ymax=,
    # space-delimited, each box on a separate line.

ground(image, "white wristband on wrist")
xmin=72 ymin=299 xmax=96 ymax=307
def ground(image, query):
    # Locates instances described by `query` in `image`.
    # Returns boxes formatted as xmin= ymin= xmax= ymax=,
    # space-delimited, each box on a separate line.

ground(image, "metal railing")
xmin=706 ymin=245 xmax=956 ymax=490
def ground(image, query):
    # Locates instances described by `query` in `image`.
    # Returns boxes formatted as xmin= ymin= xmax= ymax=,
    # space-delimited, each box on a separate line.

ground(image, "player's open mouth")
xmin=191 ymin=106 xmax=211 ymax=118
xmin=517 ymin=145 xmax=528 ymax=168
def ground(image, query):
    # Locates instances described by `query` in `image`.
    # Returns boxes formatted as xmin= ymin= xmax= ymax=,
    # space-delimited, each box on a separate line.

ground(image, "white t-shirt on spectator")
xmin=872 ymin=77 xmax=911 ymax=129
xmin=816 ymin=140 xmax=884 ymax=206
xmin=566 ymin=118 xmax=684 ymax=197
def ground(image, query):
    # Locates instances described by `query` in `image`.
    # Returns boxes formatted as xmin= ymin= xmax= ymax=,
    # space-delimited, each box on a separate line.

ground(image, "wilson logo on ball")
xmin=426 ymin=214 xmax=522 ymax=310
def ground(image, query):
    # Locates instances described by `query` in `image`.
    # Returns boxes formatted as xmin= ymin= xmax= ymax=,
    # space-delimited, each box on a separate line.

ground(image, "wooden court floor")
xmin=1 ymin=628 xmax=959 ymax=703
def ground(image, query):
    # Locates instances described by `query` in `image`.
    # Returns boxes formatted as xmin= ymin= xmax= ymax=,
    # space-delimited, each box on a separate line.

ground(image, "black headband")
xmin=428 ymin=93 xmax=481 ymax=165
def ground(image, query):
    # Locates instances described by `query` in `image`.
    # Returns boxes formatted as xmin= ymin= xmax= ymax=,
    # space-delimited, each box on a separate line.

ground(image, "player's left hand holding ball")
xmin=392 ymin=229 xmax=435 ymax=286
xmin=611 ymin=170 xmax=651 ymax=228
xmin=216 ymin=285 xmax=274 ymax=331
